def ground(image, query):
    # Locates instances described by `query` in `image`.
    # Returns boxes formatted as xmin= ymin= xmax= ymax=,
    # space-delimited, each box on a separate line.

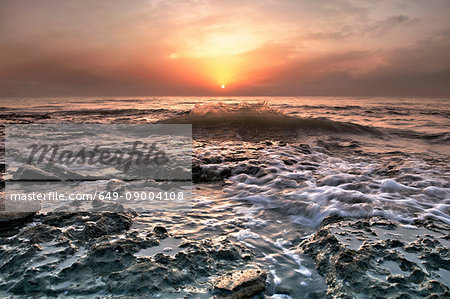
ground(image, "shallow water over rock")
xmin=0 ymin=97 xmax=449 ymax=297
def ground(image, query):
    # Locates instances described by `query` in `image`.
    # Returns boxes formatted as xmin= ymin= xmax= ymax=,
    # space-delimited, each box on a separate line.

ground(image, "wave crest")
xmin=161 ymin=101 xmax=381 ymax=135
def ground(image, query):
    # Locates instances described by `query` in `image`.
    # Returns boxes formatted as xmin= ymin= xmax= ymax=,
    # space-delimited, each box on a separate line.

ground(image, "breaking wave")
xmin=161 ymin=101 xmax=382 ymax=135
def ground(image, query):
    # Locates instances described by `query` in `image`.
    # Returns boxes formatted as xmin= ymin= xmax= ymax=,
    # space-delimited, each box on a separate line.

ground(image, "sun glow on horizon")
xmin=0 ymin=1 xmax=448 ymax=97
xmin=166 ymin=29 xmax=263 ymax=92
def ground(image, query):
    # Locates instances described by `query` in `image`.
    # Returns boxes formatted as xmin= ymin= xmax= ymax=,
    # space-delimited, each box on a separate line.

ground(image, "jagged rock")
xmin=299 ymin=216 xmax=450 ymax=298
xmin=0 ymin=214 xmax=255 ymax=297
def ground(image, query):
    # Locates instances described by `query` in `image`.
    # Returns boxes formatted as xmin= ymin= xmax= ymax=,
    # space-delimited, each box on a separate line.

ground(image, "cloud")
xmin=365 ymin=15 xmax=417 ymax=37
xmin=0 ymin=0 xmax=449 ymax=96
xmin=233 ymin=32 xmax=450 ymax=96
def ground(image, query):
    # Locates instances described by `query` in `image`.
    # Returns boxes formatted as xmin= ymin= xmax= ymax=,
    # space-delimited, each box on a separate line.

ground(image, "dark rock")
xmin=153 ymin=226 xmax=168 ymax=235
xmin=387 ymin=274 xmax=407 ymax=284
xmin=409 ymin=269 xmax=426 ymax=284
xmin=0 ymin=211 xmax=255 ymax=298
xmin=13 ymin=164 xmax=61 ymax=181
xmin=0 ymin=212 xmax=35 ymax=229
xmin=299 ymin=216 xmax=450 ymax=298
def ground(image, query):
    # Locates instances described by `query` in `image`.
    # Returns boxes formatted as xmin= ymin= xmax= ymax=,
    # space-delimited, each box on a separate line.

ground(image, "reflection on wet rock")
xmin=299 ymin=216 xmax=450 ymax=298
xmin=0 ymin=212 xmax=256 ymax=297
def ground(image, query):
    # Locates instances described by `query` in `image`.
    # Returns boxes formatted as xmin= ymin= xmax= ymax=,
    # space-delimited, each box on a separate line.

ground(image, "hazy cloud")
xmin=0 ymin=0 xmax=449 ymax=96
xmin=365 ymin=15 xmax=417 ymax=37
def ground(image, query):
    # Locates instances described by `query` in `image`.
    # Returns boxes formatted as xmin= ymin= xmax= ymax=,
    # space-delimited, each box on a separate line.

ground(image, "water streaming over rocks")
xmin=0 ymin=96 xmax=449 ymax=298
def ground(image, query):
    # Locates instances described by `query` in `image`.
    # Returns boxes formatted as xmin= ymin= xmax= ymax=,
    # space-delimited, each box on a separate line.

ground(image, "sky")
xmin=0 ymin=0 xmax=449 ymax=97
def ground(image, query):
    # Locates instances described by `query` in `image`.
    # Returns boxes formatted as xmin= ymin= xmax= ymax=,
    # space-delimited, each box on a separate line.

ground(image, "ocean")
xmin=1 ymin=96 xmax=449 ymax=298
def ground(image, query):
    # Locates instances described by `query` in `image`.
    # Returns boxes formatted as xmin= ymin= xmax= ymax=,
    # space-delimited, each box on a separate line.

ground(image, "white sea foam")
xmin=423 ymin=186 xmax=450 ymax=199
xmin=231 ymin=229 xmax=261 ymax=241
xmin=270 ymin=269 xmax=282 ymax=286
xmin=194 ymin=141 xmax=450 ymax=227
xmin=380 ymin=179 xmax=416 ymax=193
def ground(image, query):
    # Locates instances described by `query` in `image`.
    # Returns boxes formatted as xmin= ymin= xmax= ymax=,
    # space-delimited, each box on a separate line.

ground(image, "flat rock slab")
xmin=213 ymin=266 xmax=267 ymax=299
xmin=13 ymin=164 xmax=61 ymax=180
xmin=0 ymin=212 xmax=35 ymax=225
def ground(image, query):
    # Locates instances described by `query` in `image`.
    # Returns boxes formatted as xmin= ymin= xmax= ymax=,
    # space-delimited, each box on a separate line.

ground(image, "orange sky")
xmin=0 ymin=0 xmax=449 ymax=96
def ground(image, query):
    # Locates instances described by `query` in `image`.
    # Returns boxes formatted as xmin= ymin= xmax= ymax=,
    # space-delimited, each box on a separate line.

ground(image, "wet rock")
xmin=212 ymin=266 xmax=267 ymax=299
xmin=202 ymin=156 xmax=224 ymax=164
xmin=0 ymin=212 xmax=35 ymax=226
xmin=104 ymin=237 xmax=253 ymax=296
xmin=298 ymin=161 xmax=319 ymax=170
xmin=409 ymin=269 xmax=426 ymax=284
xmin=281 ymin=158 xmax=296 ymax=166
xmin=238 ymin=164 xmax=262 ymax=176
xmin=42 ymin=163 xmax=89 ymax=180
xmin=299 ymin=216 xmax=450 ymax=298
xmin=153 ymin=226 xmax=168 ymax=238
xmin=0 ymin=214 xmax=255 ymax=298
xmin=297 ymin=144 xmax=312 ymax=154
xmin=0 ymin=212 xmax=36 ymax=237
xmin=192 ymin=161 xmax=232 ymax=183
xmin=105 ymin=179 xmax=125 ymax=193
xmin=13 ymin=164 xmax=61 ymax=180
xmin=42 ymin=212 xmax=134 ymax=242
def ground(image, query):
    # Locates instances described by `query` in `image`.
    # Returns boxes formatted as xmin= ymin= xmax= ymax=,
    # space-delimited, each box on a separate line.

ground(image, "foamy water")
xmin=1 ymin=96 xmax=449 ymax=297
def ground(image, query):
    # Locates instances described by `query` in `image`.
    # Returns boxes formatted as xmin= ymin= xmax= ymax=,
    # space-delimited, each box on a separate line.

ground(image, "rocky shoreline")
xmin=0 ymin=211 xmax=254 ymax=298
xmin=0 ymin=211 xmax=449 ymax=298
xmin=299 ymin=216 xmax=450 ymax=299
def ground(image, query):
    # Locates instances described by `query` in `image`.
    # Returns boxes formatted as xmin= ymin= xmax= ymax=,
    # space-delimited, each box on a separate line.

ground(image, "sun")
xmin=221 ymin=84 xmax=226 ymax=89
